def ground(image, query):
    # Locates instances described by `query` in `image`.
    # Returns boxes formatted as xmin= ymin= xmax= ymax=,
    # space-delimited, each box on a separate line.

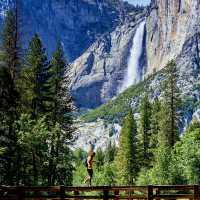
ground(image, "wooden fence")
xmin=0 ymin=185 xmax=200 ymax=200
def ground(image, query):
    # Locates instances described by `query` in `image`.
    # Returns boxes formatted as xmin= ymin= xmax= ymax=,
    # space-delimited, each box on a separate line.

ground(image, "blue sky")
xmin=125 ymin=0 xmax=151 ymax=6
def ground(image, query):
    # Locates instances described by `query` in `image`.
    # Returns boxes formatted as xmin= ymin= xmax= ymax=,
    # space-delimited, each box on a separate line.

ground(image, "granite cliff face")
xmin=70 ymin=12 xmax=146 ymax=108
xmin=146 ymin=0 xmax=200 ymax=74
xmin=70 ymin=0 xmax=200 ymax=109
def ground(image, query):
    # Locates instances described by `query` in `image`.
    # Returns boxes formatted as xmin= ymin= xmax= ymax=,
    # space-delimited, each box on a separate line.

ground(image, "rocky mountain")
xmin=0 ymin=0 xmax=146 ymax=109
xmin=70 ymin=12 xmax=146 ymax=108
xmin=70 ymin=0 xmax=200 ymax=109
xmin=0 ymin=0 xmax=132 ymax=62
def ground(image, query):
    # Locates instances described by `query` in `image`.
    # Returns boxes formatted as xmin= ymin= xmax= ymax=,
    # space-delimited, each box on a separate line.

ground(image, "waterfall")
xmin=119 ymin=21 xmax=146 ymax=93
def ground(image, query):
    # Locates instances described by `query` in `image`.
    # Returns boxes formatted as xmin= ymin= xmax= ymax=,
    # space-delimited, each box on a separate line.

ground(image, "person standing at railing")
xmin=84 ymin=149 xmax=96 ymax=186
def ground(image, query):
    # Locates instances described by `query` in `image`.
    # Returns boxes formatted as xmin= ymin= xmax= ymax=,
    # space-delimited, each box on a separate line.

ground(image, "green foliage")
xmin=149 ymin=98 xmax=161 ymax=152
xmin=149 ymin=145 xmax=173 ymax=184
xmin=160 ymin=60 xmax=181 ymax=147
xmin=73 ymin=163 xmax=87 ymax=186
xmin=1 ymin=10 xmax=20 ymax=79
xmin=94 ymin=163 xmax=116 ymax=186
xmin=82 ymin=81 xmax=146 ymax=123
xmin=138 ymin=94 xmax=152 ymax=167
xmin=19 ymin=34 xmax=48 ymax=116
xmin=15 ymin=114 xmax=49 ymax=185
xmin=14 ymin=114 xmax=74 ymax=186
xmin=43 ymin=42 xmax=74 ymax=127
xmin=0 ymin=9 xmax=21 ymax=185
xmin=136 ymin=168 xmax=152 ymax=185
xmin=172 ymin=121 xmax=200 ymax=184
xmin=115 ymin=110 xmax=138 ymax=185
xmin=95 ymin=148 xmax=105 ymax=170
xmin=104 ymin=141 xmax=117 ymax=163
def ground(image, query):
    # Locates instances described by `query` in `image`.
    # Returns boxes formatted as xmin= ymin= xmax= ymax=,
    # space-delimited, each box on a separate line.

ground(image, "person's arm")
xmin=87 ymin=156 xmax=91 ymax=166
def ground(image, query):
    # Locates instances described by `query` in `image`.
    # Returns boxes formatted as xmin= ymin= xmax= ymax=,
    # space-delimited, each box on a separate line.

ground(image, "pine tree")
xmin=159 ymin=60 xmax=180 ymax=147
xmin=44 ymin=42 xmax=74 ymax=133
xmin=17 ymin=34 xmax=48 ymax=185
xmin=0 ymin=6 xmax=21 ymax=185
xmin=138 ymin=94 xmax=152 ymax=167
xmin=149 ymin=97 xmax=161 ymax=153
xmin=19 ymin=34 xmax=48 ymax=116
xmin=44 ymin=42 xmax=75 ymax=185
xmin=115 ymin=110 xmax=138 ymax=185
xmin=147 ymin=61 xmax=181 ymax=184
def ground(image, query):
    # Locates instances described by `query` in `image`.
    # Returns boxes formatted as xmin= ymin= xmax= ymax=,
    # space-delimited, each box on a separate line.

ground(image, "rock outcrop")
xmin=73 ymin=119 xmax=121 ymax=151
xmin=146 ymin=0 xmax=200 ymax=74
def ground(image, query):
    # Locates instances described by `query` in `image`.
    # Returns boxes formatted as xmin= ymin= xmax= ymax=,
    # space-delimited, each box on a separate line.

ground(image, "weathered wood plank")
xmin=0 ymin=185 xmax=199 ymax=200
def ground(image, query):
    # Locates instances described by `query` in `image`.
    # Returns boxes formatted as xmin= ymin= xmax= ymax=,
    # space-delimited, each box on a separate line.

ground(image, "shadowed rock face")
xmin=146 ymin=0 xmax=200 ymax=74
xmin=0 ymin=0 xmax=123 ymax=61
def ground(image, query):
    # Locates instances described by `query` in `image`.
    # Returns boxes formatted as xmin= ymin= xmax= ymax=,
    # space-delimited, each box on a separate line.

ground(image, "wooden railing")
xmin=0 ymin=185 xmax=200 ymax=200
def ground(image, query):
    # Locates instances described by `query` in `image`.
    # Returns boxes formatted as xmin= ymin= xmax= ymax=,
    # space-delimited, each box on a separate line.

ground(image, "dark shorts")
xmin=87 ymin=168 xmax=93 ymax=177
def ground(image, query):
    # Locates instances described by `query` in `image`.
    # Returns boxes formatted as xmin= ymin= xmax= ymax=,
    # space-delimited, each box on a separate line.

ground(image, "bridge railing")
xmin=0 ymin=185 xmax=199 ymax=200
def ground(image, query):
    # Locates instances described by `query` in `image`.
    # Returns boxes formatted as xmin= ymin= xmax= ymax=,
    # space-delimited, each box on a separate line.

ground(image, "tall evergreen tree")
xmin=159 ymin=60 xmax=180 ymax=147
xmin=19 ymin=34 xmax=48 ymax=116
xmin=0 ymin=6 xmax=21 ymax=185
xmin=44 ymin=42 xmax=74 ymax=133
xmin=44 ymin=42 xmax=75 ymax=185
xmin=115 ymin=110 xmax=138 ymax=185
xmin=16 ymin=34 xmax=48 ymax=185
xmin=138 ymin=94 xmax=152 ymax=167
xmin=149 ymin=97 xmax=161 ymax=153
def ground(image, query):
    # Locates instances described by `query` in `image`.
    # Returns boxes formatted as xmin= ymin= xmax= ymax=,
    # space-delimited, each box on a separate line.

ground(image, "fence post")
xmin=60 ymin=185 xmax=65 ymax=200
xmin=114 ymin=190 xmax=119 ymax=200
xmin=74 ymin=190 xmax=80 ymax=200
xmin=147 ymin=185 xmax=153 ymax=200
xmin=103 ymin=189 xmax=109 ymax=200
xmin=194 ymin=185 xmax=199 ymax=200
xmin=17 ymin=186 xmax=24 ymax=200
xmin=155 ymin=188 xmax=160 ymax=200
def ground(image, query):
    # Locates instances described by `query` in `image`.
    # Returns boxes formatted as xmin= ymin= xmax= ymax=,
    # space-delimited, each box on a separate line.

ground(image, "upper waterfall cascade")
xmin=119 ymin=21 xmax=146 ymax=93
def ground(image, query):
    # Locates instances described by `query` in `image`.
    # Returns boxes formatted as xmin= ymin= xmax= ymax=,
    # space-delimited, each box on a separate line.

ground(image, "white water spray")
xmin=119 ymin=21 xmax=146 ymax=93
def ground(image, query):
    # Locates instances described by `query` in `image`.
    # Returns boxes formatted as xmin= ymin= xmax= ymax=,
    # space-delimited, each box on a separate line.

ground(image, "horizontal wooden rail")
xmin=0 ymin=185 xmax=199 ymax=200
